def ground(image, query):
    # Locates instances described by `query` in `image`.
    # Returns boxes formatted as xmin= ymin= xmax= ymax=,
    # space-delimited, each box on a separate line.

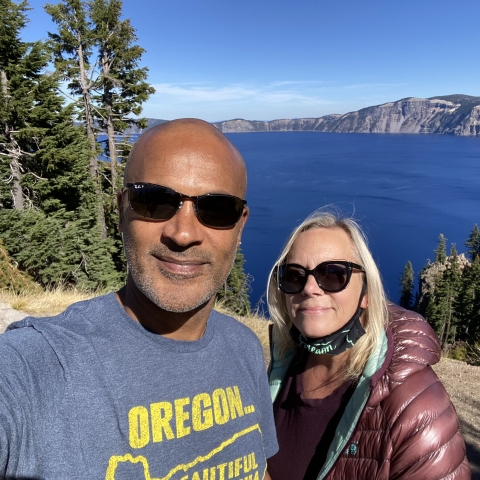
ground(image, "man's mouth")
xmin=154 ymin=255 xmax=207 ymax=278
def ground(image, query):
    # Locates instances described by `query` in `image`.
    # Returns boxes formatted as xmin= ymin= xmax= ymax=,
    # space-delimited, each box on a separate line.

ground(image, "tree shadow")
xmin=458 ymin=414 xmax=480 ymax=479
xmin=466 ymin=441 xmax=480 ymax=480
xmin=464 ymin=433 xmax=480 ymax=479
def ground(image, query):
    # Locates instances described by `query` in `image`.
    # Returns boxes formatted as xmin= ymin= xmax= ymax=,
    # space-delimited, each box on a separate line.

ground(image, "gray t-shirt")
xmin=0 ymin=293 xmax=278 ymax=479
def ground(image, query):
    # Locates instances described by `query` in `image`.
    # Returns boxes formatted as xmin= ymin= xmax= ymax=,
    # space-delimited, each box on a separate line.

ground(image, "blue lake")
xmin=223 ymin=132 xmax=480 ymax=309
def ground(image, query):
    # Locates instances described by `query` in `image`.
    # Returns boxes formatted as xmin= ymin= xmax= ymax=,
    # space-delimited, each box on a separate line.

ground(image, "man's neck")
xmin=115 ymin=283 xmax=214 ymax=341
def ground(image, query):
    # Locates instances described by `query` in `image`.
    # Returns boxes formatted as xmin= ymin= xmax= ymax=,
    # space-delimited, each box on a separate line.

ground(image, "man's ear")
xmin=240 ymin=205 xmax=249 ymax=230
xmin=236 ymin=206 xmax=249 ymax=247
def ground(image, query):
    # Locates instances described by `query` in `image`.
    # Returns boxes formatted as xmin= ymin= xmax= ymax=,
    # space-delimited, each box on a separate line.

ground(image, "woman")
xmin=267 ymin=210 xmax=470 ymax=480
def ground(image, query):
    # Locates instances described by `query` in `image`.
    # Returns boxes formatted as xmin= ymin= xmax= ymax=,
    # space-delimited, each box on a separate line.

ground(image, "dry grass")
xmin=213 ymin=301 xmax=271 ymax=349
xmin=0 ymin=287 xmax=104 ymax=317
xmin=0 ymin=288 xmax=272 ymax=342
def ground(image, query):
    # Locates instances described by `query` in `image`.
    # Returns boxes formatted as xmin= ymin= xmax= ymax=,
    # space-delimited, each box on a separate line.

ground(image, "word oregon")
xmin=179 ymin=452 xmax=259 ymax=480
xmin=128 ymin=386 xmax=255 ymax=448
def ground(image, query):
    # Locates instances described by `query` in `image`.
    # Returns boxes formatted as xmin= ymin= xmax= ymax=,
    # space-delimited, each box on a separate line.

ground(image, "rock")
xmin=211 ymin=94 xmax=480 ymax=136
xmin=0 ymin=303 xmax=28 ymax=334
xmin=416 ymin=253 xmax=470 ymax=314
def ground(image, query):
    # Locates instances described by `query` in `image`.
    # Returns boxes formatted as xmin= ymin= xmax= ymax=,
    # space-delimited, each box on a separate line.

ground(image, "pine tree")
xmin=468 ymin=258 xmax=480 ymax=343
xmin=415 ymin=259 xmax=431 ymax=314
xmin=0 ymin=208 xmax=123 ymax=289
xmin=419 ymin=231 xmax=480 ymax=349
xmin=465 ymin=224 xmax=480 ymax=262
xmin=426 ymin=244 xmax=462 ymax=349
xmin=0 ymin=0 xmax=88 ymax=212
xmin=444 ymin=245 xmax=462 ymax=344
xmin=0 ymin=238 xmax=38 ymax=293
xmin=457 ymin=256 xmax=480 ymax=343
xmin=425 ymin=272 xmax=446 ymax=345
xmin=0 ymin=113 xmax=124 ymax=290
xmin=0 ymin=0 xmax=50 ymax=209
xmin=45 ymin=0 xmax=154 ymax=234
xmin=0 ymin=0 xmax=122 ymax=291
xmin=45 ymin=0 xmax=107 ymax=236
xmin=216 ymin=247 xmax=251 ymax=316
xmin=434 ymin=233 xmax=447 ymax=263
xmin=89 ymin=0 xmax=154 ymax=189
xmin=399 ymin=261 xmax=414 ymax=309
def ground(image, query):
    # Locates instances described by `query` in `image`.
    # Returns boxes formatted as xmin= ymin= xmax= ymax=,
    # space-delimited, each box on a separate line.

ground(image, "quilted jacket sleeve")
xmin=389 ymin=367 xmax=470 ymax=479
xmin=387 ymin=306 xmax=470 ymax=479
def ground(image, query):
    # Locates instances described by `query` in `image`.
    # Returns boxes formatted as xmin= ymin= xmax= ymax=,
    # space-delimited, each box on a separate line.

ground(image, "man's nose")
xmin=160 ymin=199 xmax=205 ymax=247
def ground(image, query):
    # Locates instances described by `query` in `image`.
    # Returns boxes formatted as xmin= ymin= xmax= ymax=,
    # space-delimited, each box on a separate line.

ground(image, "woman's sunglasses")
xmin=124 ymin=183 xmax=247 ymax=229
xmin=277 ymin=261 xmax=365 ymax=294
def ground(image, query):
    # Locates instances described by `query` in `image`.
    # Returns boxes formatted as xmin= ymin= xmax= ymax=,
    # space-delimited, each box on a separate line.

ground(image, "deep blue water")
xmin=223 ymin=132 xmax=480 ymax=309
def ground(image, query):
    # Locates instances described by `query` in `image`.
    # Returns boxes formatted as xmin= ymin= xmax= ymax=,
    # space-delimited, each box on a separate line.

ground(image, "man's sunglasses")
xmin=277 ymin=261 xmax=365 ymax=294
xmin=124 ymin=183 xmax=247 ymax=229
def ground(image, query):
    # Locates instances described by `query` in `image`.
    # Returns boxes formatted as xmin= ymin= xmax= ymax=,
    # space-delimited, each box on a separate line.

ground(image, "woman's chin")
xmin=295 ymin=323 xmax=336 ymax=339
xmin=294 ymin=315 xmax=341 ymax=339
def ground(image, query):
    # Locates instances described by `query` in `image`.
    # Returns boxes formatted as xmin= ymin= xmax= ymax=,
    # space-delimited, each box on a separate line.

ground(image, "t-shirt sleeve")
xmin=0 ymin=367 xmax=31 ymax=476
xmin=0 ymin=377 xmax=19 ymax=475
xmin=0 ymin=327 xmax=64 ymax=475
xmin=0 ymin=335 xmax=32 ymax=474
xmin=255 ymin=343 xmax=279 ymax=459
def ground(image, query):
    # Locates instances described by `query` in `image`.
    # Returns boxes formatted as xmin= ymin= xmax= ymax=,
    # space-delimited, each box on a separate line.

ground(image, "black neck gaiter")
xmin=289 ymin=284 xmax=367 ymax=356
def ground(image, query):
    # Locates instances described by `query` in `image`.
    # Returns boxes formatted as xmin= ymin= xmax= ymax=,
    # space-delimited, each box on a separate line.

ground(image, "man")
xmin=0 ymin=119 xmax=278 ymax=479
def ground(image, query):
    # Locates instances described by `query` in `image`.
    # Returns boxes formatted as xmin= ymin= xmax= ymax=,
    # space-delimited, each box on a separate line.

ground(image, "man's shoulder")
xmin=209 ymin=309 xmax=261 ymax=340
xmin=208 ymin=310 xmax=267 ymax=360
xmin=5 ymin=292 xmax=116 ymax=335
xmin=0 ymin=293 xmax=118 ymax=382
xmin=0 ymin=293 xmax=117 ymax=363
xmin=0 ymin=315 xmax=67 ymax=391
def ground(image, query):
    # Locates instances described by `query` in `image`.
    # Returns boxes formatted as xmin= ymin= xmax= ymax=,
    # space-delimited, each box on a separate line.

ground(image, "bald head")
xmin=125 ymin=118 xmax=247 ymax=196
xmin=118 ymin=118 xmax=249 ymax=319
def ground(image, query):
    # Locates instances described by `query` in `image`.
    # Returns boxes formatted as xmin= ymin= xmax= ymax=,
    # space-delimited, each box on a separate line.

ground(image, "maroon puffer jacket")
xmin=323 ymin=305 xmax=471 ymax=479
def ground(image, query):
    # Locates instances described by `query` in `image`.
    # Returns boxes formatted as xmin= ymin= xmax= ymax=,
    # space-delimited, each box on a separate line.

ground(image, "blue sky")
xmin=21 ymin=0 xmax=480 ymax=122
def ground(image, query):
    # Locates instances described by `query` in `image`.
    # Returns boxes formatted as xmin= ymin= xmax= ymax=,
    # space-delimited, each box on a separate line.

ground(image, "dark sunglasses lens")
xmin=278 ymin=262 xmax=351 ymax=294
xmin=129 ymin=185 xmax=179 ymax=220
xmin=197 ymin=195 xmax=244 ymax=228
xmin=315 ymin=263 xmax=349 ymax=292
xmin=278 ymin=265 xmax=307 ymax=293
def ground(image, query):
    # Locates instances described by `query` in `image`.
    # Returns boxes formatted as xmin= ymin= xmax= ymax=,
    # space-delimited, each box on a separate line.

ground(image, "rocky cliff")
xmin=212 ymin=94 xmax=480 ymax=136
xmin=416 ymin=253 xmax=471 ymax=314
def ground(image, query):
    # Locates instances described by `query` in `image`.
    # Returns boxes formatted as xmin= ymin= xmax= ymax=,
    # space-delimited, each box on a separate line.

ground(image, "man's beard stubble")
xmin=122 ymin=231 xmax=237 ymax=313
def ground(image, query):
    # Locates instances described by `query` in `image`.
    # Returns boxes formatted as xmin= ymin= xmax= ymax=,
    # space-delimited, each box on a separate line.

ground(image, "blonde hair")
xmin=266 ymin=208 xmax=388 ymax=379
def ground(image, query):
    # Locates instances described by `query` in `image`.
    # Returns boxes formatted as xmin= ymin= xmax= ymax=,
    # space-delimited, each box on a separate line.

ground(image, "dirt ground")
xmin=433 ymin=358 xmax=480 ymax=478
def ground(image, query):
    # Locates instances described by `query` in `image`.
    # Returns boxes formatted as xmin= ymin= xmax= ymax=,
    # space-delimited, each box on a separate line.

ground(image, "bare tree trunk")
xmin=439 ymin=317 xmax=446 ymax=350
xmin=106 ymin=107 xmax=117 ymax=188
xmin=11 ymin=160 xmax=24 ymax=210
xmin=77 ymin=41 xmax=107 ymax=239
xmin=442 ymin=294 xmax=453 ymax=351
xmin=445 ymin=302 xmax=452 ymax=348
xmin=1 ymin=69 xmax=24 ymax=210
xmin=100 ymin=50 xmax=118 ymax=189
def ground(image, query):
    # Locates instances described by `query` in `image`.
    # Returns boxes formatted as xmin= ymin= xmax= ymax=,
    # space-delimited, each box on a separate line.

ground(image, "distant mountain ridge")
xmin=133 ymin=94 xmax=480 ymax=136
xmin=211 ymin=95 xmax=480 ymax=136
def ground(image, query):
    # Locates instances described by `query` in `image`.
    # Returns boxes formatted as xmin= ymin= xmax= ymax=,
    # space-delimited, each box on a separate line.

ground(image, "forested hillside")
xmin=399 ymin=226 xmax=480 ymax=362
xmin=0 ymin=0 xmax=154 ymax=290
xmin=0 ymin=0 xmax=250 ymax=314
